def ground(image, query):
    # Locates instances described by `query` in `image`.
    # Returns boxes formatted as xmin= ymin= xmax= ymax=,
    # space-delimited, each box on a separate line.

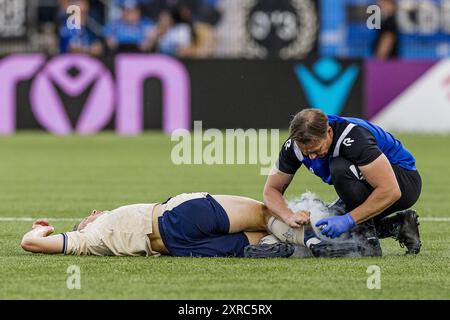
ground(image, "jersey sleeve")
xmin=61 ymin=232 xmax=75 ymax=255
xmin=275 ymin=138 xmax=302 ymax=174
xmin=62 ymin=231 xmax=86 ymax=255
xmin=338 ymin=125 xmax=382 ymax=166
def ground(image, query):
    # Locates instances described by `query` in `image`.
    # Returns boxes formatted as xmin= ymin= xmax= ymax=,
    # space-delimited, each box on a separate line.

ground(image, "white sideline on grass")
xmin=0 ymin=216 xmax=450 ymax=222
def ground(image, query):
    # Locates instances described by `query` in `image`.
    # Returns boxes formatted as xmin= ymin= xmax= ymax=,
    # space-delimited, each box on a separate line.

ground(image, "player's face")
xmin=298 ymin=127 xmax=333 ymax=160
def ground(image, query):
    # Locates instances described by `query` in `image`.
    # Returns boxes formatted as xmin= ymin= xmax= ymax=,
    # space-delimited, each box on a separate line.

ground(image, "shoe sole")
xmin=244 ymin=243 xmax=294 ymax=258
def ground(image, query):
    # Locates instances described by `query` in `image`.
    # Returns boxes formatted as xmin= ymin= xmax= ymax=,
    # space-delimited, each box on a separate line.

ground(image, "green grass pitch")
xmin=1 ymin=132 xmax=449 ymax=299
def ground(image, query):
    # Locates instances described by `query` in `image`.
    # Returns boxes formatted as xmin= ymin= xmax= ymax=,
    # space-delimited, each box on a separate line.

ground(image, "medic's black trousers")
xmin=330 ymin=157 xmax=422 ymax=224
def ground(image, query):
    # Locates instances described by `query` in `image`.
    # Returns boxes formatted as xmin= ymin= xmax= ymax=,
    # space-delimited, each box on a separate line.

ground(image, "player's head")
xmin=378 ymin=0 xmax=396 ymax=15
xmin=289 ymin=108 xmax=333 ymax=160
xmin=121 ymin=0 xmax=141 ymax=24
xmin=72 ymin=209 xmax=105 ymax=231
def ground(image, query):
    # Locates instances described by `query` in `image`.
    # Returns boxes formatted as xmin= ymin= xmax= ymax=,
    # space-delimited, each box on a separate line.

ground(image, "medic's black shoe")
xmin=376 ymin=209 xmax=421 ymax=254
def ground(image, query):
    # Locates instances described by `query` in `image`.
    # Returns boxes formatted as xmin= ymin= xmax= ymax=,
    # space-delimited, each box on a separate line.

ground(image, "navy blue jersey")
xmin=276 ymin=115 xmax=416 ymax=185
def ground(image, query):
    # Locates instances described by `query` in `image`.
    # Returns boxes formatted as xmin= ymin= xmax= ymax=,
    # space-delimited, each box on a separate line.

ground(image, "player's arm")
xmin=375 ymin=32 xmax=396 ymax=59
xmin=350 ymin=154 xmax=401 ymax=223
xmin=21 ymin=220 xmax=64 ymax=254
xmin=263 ymin=139 xmax=309 ymax=228
xmin=375 ymin=15 xmax=397 ymax=59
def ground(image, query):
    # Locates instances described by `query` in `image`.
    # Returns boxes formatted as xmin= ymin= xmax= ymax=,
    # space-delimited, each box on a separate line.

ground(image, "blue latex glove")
xmin=315 ymin=213 xmax=356 ymax=239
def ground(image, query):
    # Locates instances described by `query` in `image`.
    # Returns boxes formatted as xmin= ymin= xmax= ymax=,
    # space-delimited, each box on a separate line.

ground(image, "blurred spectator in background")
xmin=155 ymin=3 xmax=195 ymax=56
xmin=139 ymin=0 xmax=168 ymax=21
xmin=104 ymin=0 xmax=155 ymax=53
xmin=180 ymin=0 xmax=221 ymax=57
xmin=372 ymin=0 xmax=398 ymax=59
xmin=59 ymin=0 xmax=103 ymax=55
xmin=146 ymin=0 xmax=221 ymax=57
xmin=31 ymin=0 xmax=221 ymax=56
xmin=38 ymin=0 xmax=59 ymax=54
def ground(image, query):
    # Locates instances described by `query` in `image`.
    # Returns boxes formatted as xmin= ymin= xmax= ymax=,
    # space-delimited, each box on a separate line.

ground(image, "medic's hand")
xmin=316 ymin=213 xmax=356 ymax=239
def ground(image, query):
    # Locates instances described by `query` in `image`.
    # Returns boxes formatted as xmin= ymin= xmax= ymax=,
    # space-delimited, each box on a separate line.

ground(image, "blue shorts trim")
xmin=158 ymin=194 xmax=249 ymax=257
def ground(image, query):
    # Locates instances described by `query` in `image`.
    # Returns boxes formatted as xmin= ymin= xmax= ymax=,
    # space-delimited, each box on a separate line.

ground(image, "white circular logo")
xmin=241 ymin=0 xmax=318 ymax=59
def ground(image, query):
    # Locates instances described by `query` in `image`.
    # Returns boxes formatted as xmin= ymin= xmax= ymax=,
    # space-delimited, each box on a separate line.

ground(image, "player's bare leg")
xmin=244 ymin=232 xmax=269 ymax=245
xmin=212 ymin=195 xmax=270 ymax=233
xmin=213 ymin=195 xmax=305 ymax=249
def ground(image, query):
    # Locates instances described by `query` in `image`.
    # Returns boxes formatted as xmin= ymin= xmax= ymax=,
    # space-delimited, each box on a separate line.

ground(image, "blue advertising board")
xmin=320 ymin=0 xmax=450 ymax=59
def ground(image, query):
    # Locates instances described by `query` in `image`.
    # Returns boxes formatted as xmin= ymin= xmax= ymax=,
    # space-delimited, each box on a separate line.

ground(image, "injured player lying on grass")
xmin=20 ymin=192 xmax=418 ymax=258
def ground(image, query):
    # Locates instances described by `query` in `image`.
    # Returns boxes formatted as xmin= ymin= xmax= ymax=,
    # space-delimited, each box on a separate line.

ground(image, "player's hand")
xmin=315 ymin=213 xmax=356 ymax=239
xmin=285 ymin=211 xmax=310 ymax=228
xmin=32 ymin=219 xmax=55 ymax=236
xmin=41 ymin=225 xmax=55 ymax=236
xmin=32 ymin=219 xmax=49 ymax=229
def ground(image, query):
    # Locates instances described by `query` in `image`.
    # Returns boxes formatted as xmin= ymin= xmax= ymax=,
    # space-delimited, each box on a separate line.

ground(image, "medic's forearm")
xmin=350 ymin=185 xmax=401 ymax=224
xmin=263 ymin=185 xmax=295 ymax=223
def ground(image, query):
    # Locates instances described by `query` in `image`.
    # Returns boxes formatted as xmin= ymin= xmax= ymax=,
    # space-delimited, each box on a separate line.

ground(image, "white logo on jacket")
xmin=285 ymin=139 xmax=292 ymax=150
xmin=343 ymin=137 xmax=354 ymax=146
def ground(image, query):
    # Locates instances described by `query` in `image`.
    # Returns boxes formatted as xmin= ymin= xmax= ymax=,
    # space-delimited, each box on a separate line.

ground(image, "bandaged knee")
xmin=267 ymin=216 xmax=305 ymax=246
